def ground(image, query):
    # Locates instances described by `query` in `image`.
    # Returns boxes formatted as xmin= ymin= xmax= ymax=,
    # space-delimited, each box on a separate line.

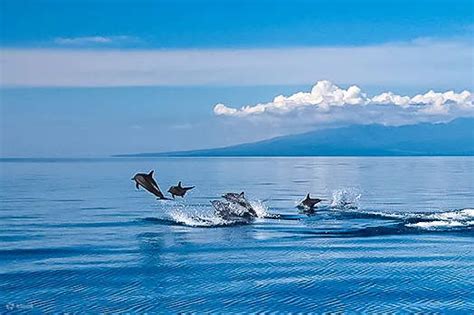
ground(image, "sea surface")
xmin=1 ymin=157 xmax=473 ymax=313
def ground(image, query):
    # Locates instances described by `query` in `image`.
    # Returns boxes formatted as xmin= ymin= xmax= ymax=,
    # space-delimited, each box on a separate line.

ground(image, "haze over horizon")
xmin=1 ymin=0 xmax=473 ymax=157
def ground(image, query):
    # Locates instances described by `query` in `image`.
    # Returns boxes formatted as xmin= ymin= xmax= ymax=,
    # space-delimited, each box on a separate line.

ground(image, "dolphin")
xmin=132 ymin=170 xmax=169 ymax=200
xmin=222 ymin=192 xmax=258 ymax=217
xmin=211 ymin=200 xmax=255 ymax=221
xmin=297 ymin=193 xmax=324 ymax=211
xmin=168 ymin=181 xmax=195 ymax=198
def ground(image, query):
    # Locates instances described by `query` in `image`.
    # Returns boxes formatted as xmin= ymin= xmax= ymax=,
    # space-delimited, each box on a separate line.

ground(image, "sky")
xmin=0 ymin=0 xmax=473 ymax=157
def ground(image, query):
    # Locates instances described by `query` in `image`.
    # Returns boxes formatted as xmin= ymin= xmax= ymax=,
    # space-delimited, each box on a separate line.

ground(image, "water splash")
xmin=330 ymin=189 xmax=361 ymax=209
xmin=158 ymin=202 xmax=252 ymax=227
xmin=157 ymin=198 xmax=277 ymax=227
xmin=169 ymin=209 xmax=236 ymax=227
xmin=153 ymin=191 xmax=473 ymax=232
xmin=250 ymin=200 xmax=271 ymax=218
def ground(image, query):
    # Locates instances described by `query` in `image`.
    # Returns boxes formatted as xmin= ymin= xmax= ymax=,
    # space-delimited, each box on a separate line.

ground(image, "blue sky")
xmin=2 ymin=0 xmax=472 ymax=48
xmin=0 ymin=0 xmax=473 ymax=157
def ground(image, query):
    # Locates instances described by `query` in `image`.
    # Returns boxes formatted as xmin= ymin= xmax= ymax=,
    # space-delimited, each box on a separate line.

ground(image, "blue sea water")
xmin=0 ymin=157 xmax=473 ymax=313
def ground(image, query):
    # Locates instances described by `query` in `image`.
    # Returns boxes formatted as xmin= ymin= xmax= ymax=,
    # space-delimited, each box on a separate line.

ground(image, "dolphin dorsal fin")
xmin=306 ymin=193 xmax=310 ymax=200
xmin=239 ymin=192 xmax=244 ymax=198
xmin=178 ymin=181 xmax=182 ymax=188
xmin=148 ymin=170 xmax=154 ymax=177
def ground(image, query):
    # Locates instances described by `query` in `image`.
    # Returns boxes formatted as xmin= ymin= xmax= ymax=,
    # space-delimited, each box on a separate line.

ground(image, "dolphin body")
xmin=297 ymin=193 xmax=324 ymax=211
xmin=211 ymin=200 xmax=255 ymax=222
xmin=167 ymin=181 xmax=195 ymax=198
xmin=132 ymin=170 xmax=169 ymax=200
xmin=221 ymin=192 xmax=258 ymax=217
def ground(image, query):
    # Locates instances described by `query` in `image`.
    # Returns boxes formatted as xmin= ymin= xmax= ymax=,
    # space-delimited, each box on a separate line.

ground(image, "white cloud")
xmin=1 ymin=39 xmax=472 ymax=87
xmin=411 ymin=90 xmax=472 ymax=115
xmin=214 ymin=103 xmax=239 ymax=116
xmin=213 ymin=80 xmax=473 ymax=124
xmin=371 ymin=92 xmax=410 ymax=107
xmin=53 ymin=35 xmax=134 ymax=45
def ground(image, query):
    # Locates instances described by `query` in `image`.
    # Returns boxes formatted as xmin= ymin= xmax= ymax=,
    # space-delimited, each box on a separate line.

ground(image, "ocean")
xmin=1 ymin=157 xmax=473 ymax=313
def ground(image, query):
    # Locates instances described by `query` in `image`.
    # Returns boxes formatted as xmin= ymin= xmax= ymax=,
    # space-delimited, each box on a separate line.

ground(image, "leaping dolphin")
xmin=132 ymin=170 xmax=169 ymax=200
xmin=221 ymin=192 xmax=258 ymax=217
xmin=211 ymin=200 xmax=255 ymax=221
xmin=168 ymin=181 xmax=195 ymax=198
xmin=297 ymin=193 xmax=324 ymax=211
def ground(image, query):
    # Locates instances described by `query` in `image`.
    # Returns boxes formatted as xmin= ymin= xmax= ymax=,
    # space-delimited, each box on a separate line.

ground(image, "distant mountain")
xmin=116 ymin=118 xmax=474 ymax=157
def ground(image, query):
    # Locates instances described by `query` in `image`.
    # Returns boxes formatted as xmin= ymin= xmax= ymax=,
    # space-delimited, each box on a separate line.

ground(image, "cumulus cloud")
xmin=214 ymin=104 xmax=239 ymax=116
xmin=213 ymin=80 xmax=473 ymax=125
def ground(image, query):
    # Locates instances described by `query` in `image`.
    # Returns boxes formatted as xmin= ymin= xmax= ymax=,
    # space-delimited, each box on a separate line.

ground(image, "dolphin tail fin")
xmin=185 ymin=186 xmax=195 ymax=191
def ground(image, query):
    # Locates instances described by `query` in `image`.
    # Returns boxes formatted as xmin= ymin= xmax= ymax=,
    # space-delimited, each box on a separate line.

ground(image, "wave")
xmin=327 ymin=190 xmax=473 ymax=232
xmin=154 ymin=189 xmax=363 ymax=228
xmin=326 ymin=207 xmax=474 ymax=233
xmin=404 ymin=208 xmax=474 ymax=231
xmin=147 ymin=206 xmax=473 ymax=234
xmin=142 ymin=190 xmax=473 ymax=233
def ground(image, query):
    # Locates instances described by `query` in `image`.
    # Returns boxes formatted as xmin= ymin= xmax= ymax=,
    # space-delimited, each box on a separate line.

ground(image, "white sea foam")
xmin=425 ymin=208 xmax=474 ymax=221
xmin=327 ymin=193 xmax=473 ymax=232
xmin=405 ymin=220 xmax=469 ymax=229
xmin=165 ymin=201 xmax=260 ymax=227
xmin=330 ymin=189 xmax=361 ymax=209
xmin=160 ymin=192 xmax=473 ymax=231
xmin=169 ymin=209 xmax=234 ymax=227
xmin=405 ymin=208 xmax=474 ymax=230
